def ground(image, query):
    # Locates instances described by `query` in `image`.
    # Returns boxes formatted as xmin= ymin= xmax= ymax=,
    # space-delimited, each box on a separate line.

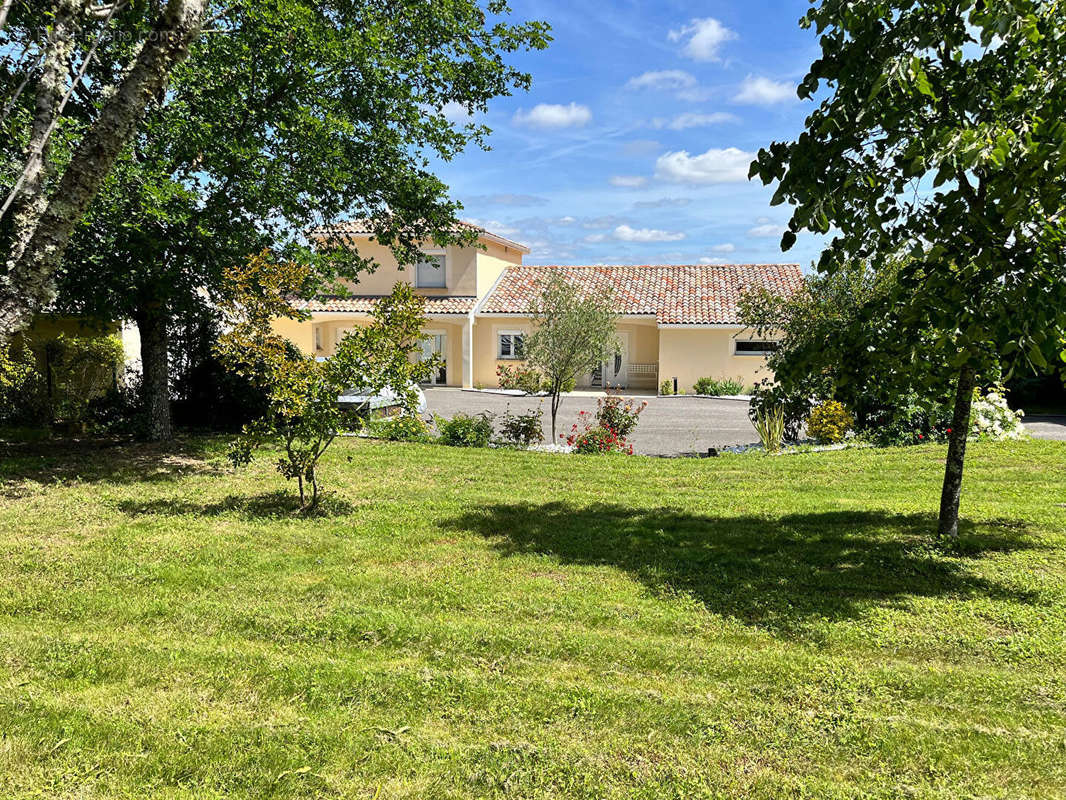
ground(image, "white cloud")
xmin=654 ymin=147 xmax=754 ymax=185
xmin=668 ymin=18 xmax=737 ymax=62
xmin=734 ymin=75 xmax=796 ymax=106
xmin=512 ymin=102 xmax=592 ymax=129
xmin=609 ymin=175 xmax=648 ymax=188
xmin=710 ymin=243 xmax=736 ymax=253
xmin=440 ymin=101 xmax=476 ymax=123
xmin=626 ymin=69 xmax=698 ymax=92
xmin=583 ymin=233 xmax=607 ymax=243
xmin=653 ymin=111 xmax=738 ymax=130
xmin=699 ymin=257 xmax=730 ymax=265
xmin=748 ymin=223 xmax=787 ymax=238
xmin=613 ymin=224 xmax=685 ymax=243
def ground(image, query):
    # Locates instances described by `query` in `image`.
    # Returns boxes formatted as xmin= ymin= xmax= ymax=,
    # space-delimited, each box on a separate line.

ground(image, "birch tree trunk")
xmin=0 ymin=0 xmax=205 ymax=338
xmin=0 ymin=0 xmax=79 ymax=329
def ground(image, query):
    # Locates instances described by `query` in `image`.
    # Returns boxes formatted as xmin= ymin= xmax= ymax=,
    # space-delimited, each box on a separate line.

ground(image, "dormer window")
xmin=415 ymin=252 xmax=446 ymax=288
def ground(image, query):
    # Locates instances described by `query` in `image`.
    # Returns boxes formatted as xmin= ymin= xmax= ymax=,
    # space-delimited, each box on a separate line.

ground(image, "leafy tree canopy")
xmin=749 ymin=0 xmax=1066 ymax=536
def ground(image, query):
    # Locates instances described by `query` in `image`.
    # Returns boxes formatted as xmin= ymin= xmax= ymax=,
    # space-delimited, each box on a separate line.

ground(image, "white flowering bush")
xmin=970 ymin=387 xmax=1025 ymax=440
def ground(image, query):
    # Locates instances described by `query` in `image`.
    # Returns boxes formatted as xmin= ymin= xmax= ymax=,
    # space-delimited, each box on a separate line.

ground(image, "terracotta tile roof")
xmin=311 ymin=219 xmax=530 ymax=254
xmin=294 ymin=295 xmax=477 ymax=315
xmin=478 ymin=264 xmax=803 ymax=325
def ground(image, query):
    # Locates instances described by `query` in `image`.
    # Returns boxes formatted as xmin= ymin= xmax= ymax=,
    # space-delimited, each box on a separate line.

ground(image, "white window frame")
xmin=414 ymin=250 xmax=447 ymax=289
xmin=734 ymin=339 xmax=778 ymax=356
xmin=497 ymin=330 xmax=526 ymax=360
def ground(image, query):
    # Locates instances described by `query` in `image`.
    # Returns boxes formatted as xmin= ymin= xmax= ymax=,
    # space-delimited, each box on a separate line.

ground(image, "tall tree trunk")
xmin=937 ymin=364 xmax=976 ymax=539
xmin=137 ymin=304 xmax=173 ymax=441
xmin=0 ymin=0 xmax=205 ymax=339
xmin=0 ymin=0 xmax=79 ymax=333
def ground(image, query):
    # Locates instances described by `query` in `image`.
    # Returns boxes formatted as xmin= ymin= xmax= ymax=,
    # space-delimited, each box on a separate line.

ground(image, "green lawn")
xmin=1 ymin=436 xmax=1065 ymax=798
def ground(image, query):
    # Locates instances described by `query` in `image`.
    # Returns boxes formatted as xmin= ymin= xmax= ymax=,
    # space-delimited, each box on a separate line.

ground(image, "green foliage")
xmin=45 ymin=335 xmax=124 ymax=425
xmin=217 ymin=253 xmax=434 ymax=509
xmin=526 ymin=272 xmax=619 ymax=439
xmin=496 ymin=362 xmax=544 ymax=394
xmin=365 ymin=414 xmax=432 ymax=443
xmin=693 ymin=376 xmax=746 ymax=396
xmin=859 ymin=391 xmax=954 ymax=448
xmin=748 ymin=1 xmax=1066 ymax=530
xmin=595 ymin=392 xmax=648 ymax=438
xmin=806 ymin=400 xmax=854 ymax=444
xmin=0 ymin=341 xmax=38 ymax=424
xmin=659 ymin=379 xmax=673 ymax=396
xmin=434 ymin=412 xmax=494 ymax=448
xmin=37 ymin=0 xmax=550 ymax=428
xmin=753 ymin=403 xmax=786 ymax=454
xmin=497 ymin=405 xmax=544 ymax=447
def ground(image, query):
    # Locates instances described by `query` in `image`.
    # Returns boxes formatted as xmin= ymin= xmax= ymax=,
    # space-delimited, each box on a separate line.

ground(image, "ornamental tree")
xmin=525 ymin=271 xmax=619 ymax=441
xmin=217 ymin=253 xmax=435 ymax=511
xmin=750 ymin=0 xmax=1066 ymax=538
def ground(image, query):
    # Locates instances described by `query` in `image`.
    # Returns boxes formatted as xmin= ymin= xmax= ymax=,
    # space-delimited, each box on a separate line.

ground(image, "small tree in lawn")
xmin=216 ymin=252 xmax=435 ymax=511
xmin=750 ymin=1 xmax=1066 ymax=538
xmin=525 ymin=272 xmax=619 ymax=441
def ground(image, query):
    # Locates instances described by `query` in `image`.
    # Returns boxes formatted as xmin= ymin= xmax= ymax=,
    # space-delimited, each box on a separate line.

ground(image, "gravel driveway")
xmin=424 ymin=388 xmax=757 ymax=455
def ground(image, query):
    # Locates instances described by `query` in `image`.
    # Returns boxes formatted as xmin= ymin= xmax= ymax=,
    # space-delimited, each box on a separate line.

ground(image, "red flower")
xmin=918 ymin=434 xmax=924 ymax=439
xmin=946 ymin=428 xmax=952 ymax=433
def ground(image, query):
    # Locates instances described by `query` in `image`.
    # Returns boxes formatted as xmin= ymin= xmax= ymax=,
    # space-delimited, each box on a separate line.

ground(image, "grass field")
xmin=1 ymin=436 xmax=1065 ymax=798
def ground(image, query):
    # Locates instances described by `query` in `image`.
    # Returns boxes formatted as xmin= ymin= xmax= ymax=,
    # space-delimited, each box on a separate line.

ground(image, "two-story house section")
xmin=271 ymin=220 xmax=803 ymax=393
xmin=271 ymin=220 xmax=529 ymax=388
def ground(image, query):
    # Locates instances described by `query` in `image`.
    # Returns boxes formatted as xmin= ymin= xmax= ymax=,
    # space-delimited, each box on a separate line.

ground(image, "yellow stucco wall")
xmin=271 ymin=314 xmax=466 ymax=387
xmin=475 ymin=241 xmax=523 ymax=296
xmin=472 ymin=315 xmax=530 ymax=388
xmin=269 ymin=317 xmax=315 ymax=356
xmin=320 ymin=236 xmax=522 ymax=299
xmin=472 ymin=317 xmax=662 ymax=389
xmin=657 ymin=328 xmax=773 ymax=392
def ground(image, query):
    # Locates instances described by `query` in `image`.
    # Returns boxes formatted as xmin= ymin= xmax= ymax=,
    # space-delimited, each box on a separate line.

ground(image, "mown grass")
xmin=1 ymin=435 xmax=1065 ymax=799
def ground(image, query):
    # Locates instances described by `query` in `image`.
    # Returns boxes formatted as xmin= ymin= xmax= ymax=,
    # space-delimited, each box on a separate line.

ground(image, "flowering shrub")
xmin=496 ymin=363 xmax=544 ymax=394
xmin=561 ymin=409 xmax=635 ymax=454
xmin=498 ymin=405 xmax=544 ymax=447
xmin=806 ymin=400 xmax=854 ymax=444
xmin=971 ymin=387 xmax=1025 ymax=439
xmin=573 ymin=426 xmax=633 ymax=454
xmin=595 ymin=391 xmax=648 ymax=438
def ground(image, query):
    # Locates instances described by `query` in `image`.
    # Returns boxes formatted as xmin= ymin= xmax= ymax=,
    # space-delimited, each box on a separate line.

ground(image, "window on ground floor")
xmin=734 ymin=339 xmax=779 ymax=356
xmin=497 ymin=331 xmax=526 ymax=359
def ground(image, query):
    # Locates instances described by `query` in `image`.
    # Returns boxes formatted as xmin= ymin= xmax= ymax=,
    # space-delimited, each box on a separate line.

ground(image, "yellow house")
xmin=273 ymin=221 xmax=803 ymax=393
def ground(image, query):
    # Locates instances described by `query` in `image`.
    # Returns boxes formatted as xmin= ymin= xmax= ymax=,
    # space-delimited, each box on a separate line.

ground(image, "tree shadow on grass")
xmin=443 ymin=502 xmax=1041 ymax=636
xmin=0 ymin=436 xmax=220 ymax=489
xmin=117 ymin=490 xmax=356 ymax=520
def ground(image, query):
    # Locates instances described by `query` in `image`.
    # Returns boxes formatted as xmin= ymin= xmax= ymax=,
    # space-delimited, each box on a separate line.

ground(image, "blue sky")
xmin=432 ymin=0 xmax=826 ymax=268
